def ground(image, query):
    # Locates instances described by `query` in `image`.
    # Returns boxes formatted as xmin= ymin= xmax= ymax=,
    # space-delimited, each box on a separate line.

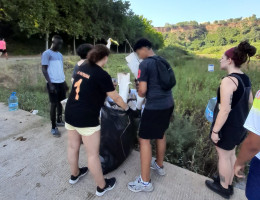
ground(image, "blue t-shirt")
xmin=41 ymin=49 xmax=65 ymax=83
xmin=137 ymin=56 xmax=174 ymax=110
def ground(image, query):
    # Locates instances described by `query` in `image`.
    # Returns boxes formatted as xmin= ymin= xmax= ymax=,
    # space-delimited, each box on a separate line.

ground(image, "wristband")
xmin=213 ymin=130 xmax=219 ymax=134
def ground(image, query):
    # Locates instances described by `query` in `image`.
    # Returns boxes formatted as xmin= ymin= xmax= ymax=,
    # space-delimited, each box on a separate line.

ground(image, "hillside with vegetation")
xmin=155 ymin=15 xmax=260 ymax=57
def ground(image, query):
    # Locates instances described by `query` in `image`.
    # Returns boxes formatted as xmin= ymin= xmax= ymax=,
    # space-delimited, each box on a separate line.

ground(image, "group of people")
xmin=41 ymin=35 xmax=259 ymax=199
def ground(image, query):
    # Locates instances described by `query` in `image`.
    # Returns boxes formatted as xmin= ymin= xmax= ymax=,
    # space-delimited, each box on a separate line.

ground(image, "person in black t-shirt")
xmin=205 ymin=41 xmax=256 ymax=199
xmin=128 ymin=38 xmax=174 ymax=193
xmin=65 ymin=44 xmax=130 ymax=197
xmin=71 ymin=43 xmax=93 ymax=83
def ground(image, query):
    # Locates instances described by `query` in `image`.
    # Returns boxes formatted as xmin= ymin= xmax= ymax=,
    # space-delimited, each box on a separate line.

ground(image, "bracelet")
xmin=212 ymin=130 xmax=219 ymax=134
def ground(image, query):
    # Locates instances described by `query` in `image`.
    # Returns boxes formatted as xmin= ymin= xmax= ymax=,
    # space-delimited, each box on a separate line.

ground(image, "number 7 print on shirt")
xmin=74 ymin=79 xmax=82 ymax=100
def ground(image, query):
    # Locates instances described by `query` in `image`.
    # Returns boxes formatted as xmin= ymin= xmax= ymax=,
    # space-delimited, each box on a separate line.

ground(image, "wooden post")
xmin=73 ymin=36 xmax=76 ymax=55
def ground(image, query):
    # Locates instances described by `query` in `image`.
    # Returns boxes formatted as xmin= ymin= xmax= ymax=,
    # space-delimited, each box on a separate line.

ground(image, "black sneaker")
xmin=56 ymin=116 xmax=65 ymax=127
xmin=56 ymin=121 xmax=65 ymax=127
xmin=69 ymin=167 xmax=88 ymax=184
xmin=205 ymin=180 xmax=230 ymax=199
xmin=96 ymin=177 xmax=116 ymax=197
xmin=51 ymin=127 xmax=61 ymax=137
xmin=212 ymin=174 xmax=233 ymax=195
xmin=229 ymin=185 xmax=234 ymax=196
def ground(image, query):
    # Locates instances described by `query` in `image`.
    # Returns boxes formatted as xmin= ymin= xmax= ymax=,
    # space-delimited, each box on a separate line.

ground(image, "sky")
xmin=129 ymin=0 xmax=260 ymax=27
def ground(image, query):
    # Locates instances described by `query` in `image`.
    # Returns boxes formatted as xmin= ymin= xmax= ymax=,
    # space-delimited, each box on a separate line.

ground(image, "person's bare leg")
xmin=139 ymin=138 xmax=152 ymax=182
xmin=156 ymin=134 xmax=166 ymax=167
xmin=67 ymin=130 xmax=81 ymax=176
xmin=229 ymin=147 xmax=236 ymax=185
xmin=82 ymin=131 xmax=105 ymax=188
xmin=216 ymin=146 xmax=233 ymax=189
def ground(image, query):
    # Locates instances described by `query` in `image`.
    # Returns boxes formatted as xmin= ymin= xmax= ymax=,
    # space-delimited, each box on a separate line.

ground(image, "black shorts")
xmin=0 ymin=49 xmax=7 ymax=53
xmin=139 ymin=106 xmax=174 ymax=139
xmin=210 ymin=123 xmax=247 ymax=150
xmin=47 ymin=82 xmax=67 ymax=104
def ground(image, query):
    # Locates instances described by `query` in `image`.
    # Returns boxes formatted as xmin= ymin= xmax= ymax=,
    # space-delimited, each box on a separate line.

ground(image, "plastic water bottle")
xmin=205 ymin=97 xmax=217 ymax=123
xmin=8 ymin=92 xmax=18 ymax=111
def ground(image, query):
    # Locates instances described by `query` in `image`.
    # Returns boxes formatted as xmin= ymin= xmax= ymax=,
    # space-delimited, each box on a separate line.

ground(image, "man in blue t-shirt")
xmin=128 ymin=38 xmax=174 ymax=193
xmin=41 ymin=35 xmax=68 ymax=137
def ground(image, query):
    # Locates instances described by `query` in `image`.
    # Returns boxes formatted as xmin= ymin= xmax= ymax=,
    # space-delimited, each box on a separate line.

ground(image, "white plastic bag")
xmin=117 ymin=73 xmax=131 ymax=103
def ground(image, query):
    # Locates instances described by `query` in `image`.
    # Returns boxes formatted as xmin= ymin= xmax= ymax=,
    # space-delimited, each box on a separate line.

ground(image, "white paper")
xmin=125 ymin=52 xmax=142 ymax=79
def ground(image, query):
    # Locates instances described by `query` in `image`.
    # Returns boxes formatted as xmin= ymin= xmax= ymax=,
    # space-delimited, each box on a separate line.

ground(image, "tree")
xmin=55 ymin=0 xmax=87 ymax=54
xmin=1 ymin=0 xmax=166 ymax=52
xmin=2 ymin=0 xmax=59 ymax=50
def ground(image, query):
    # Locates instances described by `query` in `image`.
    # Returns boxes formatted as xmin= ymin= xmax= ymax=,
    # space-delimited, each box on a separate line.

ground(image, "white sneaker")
xmin=127 ymin=176 xmax=154 ymax=193
xmin=150 ymin=159 xmax=166 ymax=176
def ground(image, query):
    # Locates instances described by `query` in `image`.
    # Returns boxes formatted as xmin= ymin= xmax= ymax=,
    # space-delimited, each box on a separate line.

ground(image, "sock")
xmin=140 ymin=176 xmax=149 ymax=185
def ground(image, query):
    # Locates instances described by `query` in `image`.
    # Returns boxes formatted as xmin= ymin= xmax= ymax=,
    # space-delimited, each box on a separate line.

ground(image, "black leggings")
xmin=50 ymin=102 xmax=63 ymax=129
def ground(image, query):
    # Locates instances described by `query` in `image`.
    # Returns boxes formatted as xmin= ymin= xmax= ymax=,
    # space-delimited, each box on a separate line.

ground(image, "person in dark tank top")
xmin=205 ymin=41 xmax=257 ymax=199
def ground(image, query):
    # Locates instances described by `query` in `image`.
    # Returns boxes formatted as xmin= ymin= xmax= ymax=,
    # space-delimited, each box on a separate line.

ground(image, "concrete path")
xmin=0 ymin=103 xmax=247 ymax=200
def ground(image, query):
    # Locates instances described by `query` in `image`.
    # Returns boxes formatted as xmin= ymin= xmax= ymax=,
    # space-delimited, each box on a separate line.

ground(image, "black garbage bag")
xmin=100 ymin=105 xmax=139 ymax=175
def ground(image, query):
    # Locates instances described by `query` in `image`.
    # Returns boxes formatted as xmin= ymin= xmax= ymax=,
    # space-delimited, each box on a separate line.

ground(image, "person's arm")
xmin=99 ymin=72 xmax=128 ymax=110
xmin=41 ymin=51 xmax=56 ymax=93
xmin=211 ymin=77 xmax=237 ymax=143
xmin=42 ymin=65 xmax=56 ymax=93
xmin=235 ymin=132 xmax=260 ymax=178
xmin=138 ymin=81 xmax=147 ymax=97
xmin=107 ymin=90 xmax=128 ymax=110
xmin=249 ymin=90 xmax=254 ymax=105
xmin=136 ymin=61 xmax=148 ymax=101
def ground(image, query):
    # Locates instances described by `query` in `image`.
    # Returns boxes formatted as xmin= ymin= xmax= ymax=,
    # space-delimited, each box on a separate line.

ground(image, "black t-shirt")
xmin=65 ymin=62 xmax=115 ymax=127
xmin=217 ymin=73 xmax=251 ymax=109
xmin=137 ymin=56 xmax=174 ymax=110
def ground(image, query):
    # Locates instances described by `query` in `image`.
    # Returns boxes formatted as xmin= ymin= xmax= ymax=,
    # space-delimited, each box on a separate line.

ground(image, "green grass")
xmin=1 ymin=52 xmax=260 ymax=177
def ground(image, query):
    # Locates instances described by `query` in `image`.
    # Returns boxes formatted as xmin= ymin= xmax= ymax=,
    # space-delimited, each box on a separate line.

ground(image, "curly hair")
xmin=225 ymin=41 xmax=257 ymax=67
